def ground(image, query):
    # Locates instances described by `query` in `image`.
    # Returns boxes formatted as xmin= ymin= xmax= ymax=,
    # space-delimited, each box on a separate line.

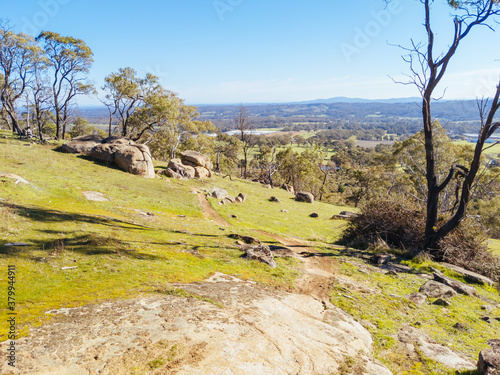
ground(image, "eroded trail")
xmin=254 ymin=229 xmax=337 ymax=301
xmin=191 ymin=188 xmax=229 ymax=226
xmin=190 ymin=192 xmax=338 ymax=302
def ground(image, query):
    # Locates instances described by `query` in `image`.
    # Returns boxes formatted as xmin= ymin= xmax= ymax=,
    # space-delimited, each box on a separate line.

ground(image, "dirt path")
xmin=190 ymin=193 xmax=335 ymax=301
xmin=191 ymin=188 xmax=229 ymax=226
xmin=254 ymin=229 xmax=336 ymax=301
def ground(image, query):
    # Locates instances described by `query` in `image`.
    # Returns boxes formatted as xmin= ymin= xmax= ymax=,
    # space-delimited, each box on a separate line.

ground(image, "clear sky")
xmin=1 ymin=0 xmax=500 ymax=105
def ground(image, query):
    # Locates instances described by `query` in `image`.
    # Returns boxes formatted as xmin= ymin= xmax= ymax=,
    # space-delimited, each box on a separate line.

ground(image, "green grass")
xmin=0 ymin=130 xmax=499 ymax=375
xmin=329 ymin=255 xmax=500 ymax=374
xmin=208 ymin=177 xmax=350 ymax=243
xmin=489 ymin=239 xmax=500 ymax=256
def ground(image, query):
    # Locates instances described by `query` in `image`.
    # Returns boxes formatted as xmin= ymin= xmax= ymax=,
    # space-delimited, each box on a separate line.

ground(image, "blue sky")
xmin=1 ymin=0 xmax=500 ymax=105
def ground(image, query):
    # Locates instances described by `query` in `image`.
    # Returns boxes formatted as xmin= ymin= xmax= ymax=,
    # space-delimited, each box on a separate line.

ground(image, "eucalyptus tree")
xmin=138 ymin=90 xmax=216 ymax=159
xmin=36 ymin=31 xmax=94 ymax=139
xmin=392 ymin=0 xmax=500 ymax=254
xmin=101 ymin=67 xmax=152 ymax=137
xmin=28 ymin=55 xmax=53 ymax=141
xmin=0 ymin=25 xmax=42 ymax=136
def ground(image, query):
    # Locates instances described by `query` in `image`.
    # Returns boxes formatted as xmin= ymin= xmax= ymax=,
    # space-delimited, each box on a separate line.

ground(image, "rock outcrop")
xmin=167 ymin=158 xmax=196 ymax=178
xmin=433 ymin=271 xmax=479 ymax=297
xmin=0 ymin=274 xmax=392 ymax=375
xmin=478 ymin=339 xmax=500 ymax=375
xmin=61 ymin=136 xmax=155 ymax=178
xmin=419 ymin=280 xmax=458 ymax=299
xmin=282 ymin=183 xmax=295 ymax=195
xmin=243 ymin=243 xmax=277 ymax=268
xmin=398 ymin=325 xmax=475 ymax=370
xmin=162 ymin=151 xmax=213 ymax=180
xmin=180 ymin=150 xmax=213 ymax=170
xmin=114 ymin=143 xmax=155 ymax=178
xmin=296 ymin=191 xmax=314 ymax=203
xmin=60 ymin=134 xmax=103 ymax=154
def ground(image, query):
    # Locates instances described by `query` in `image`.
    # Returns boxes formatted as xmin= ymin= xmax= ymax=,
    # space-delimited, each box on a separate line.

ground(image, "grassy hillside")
xmin=0 ymin=131 xmax=351 ymax=339
xmin=0 ymin=131 xmax=499 ymax=374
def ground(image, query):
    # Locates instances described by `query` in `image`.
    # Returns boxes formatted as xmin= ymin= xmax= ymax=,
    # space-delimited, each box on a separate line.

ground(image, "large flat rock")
xmin=0 ymin=273 xmax=391 ymax=375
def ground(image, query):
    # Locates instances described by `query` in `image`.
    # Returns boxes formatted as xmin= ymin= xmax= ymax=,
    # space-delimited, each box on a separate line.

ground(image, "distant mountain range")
xmin=286 ymin=97 xmax=423 ymax=105
xmin=192 ymin=97 xmax=424 ymax=107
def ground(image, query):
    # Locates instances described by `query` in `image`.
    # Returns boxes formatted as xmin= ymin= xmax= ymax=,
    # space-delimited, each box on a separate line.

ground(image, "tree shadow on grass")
xmin=0 ymin=233 xmax=167 ymax=261
xmin=1 ymin=201 xmax=150 ymax=230
xmin=74 ymin=154 xmax=125 ymax=172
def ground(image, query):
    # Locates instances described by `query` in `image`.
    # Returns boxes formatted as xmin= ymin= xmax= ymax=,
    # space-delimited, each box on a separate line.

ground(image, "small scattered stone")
xmin=295 ymin=191 xmax=314 ymax=204
xmin=237 ymin=193 xmax=247 ymax=202
xmin=453 ymin=322 xmax=466 ymax=331
xmin=419 ymin=280 xmax=458 ymax=299
xmin=407 ymin=293 xmax=427 ymax=307
xmin=433 ymin=298 xmax=451 ymax=307
xmin=387 ymin=269 xmax=399 ymax=277
xmin=482 ymin=305 xmax=493 ymax=311
xmin=228 ymin=234 xmax=261 ymax=245
xmin=309 ymin=213 xmax=319 ymax=218
xmin=243 ymin=244 xmax=276 ymax=268
xmin=82 ymin=191 xmax=108 ymax=202
xmin=371 ymin=254 xmax=393 ymax=265
xmin=219 ymin=228 xmax=226 ymax=231
xmin=4 ymin=242 xmax=30 ymax=247
xmin=177 ymin=215 xmax=186 ymax=218
xmin=481 ymin=316 xmax=492 ymax=324
xmin=281 ymin=209 xmax=288 ymax=213
xmin=230 ymin=215 xmax=239 ymax=219
xmin=269 ymin=196 xmax=281 ymax=203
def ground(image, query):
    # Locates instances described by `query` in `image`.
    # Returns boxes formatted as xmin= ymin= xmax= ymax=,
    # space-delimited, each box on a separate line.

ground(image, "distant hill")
xmin=287 ymin=97 xmax=422 ymax=105
xmin=76 ymin=98 xmax=489 ymax=136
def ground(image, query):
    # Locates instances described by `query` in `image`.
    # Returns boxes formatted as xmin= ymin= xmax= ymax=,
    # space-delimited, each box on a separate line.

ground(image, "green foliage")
xmin=102 ymin=67 xmax=216 ymax=158
xmin=36 ymin=30 xmax=95 ymax=139
xmin=68 ymin=117 xmax=105 ymax=138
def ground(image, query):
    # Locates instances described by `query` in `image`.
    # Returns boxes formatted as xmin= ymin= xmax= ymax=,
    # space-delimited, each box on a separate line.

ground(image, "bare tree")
xmin=395 ymin=0 xmax=500 ymax=254
xmin=234 ymin=106 xmax=254 ymax=179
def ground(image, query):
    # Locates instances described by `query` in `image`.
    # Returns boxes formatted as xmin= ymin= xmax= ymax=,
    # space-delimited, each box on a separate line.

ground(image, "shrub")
xmin=438 ymin=217 xmax=500 ymax=283
xmin=343 ymin=199 xmax=500 ymax=282
xmin=342 ymin=199 xmax=425 ymax=255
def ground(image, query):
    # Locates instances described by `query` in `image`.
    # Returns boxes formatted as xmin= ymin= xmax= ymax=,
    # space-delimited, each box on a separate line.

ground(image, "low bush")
xmin=342 ymin=199 xmax=425 ymax=255
xmin=343 ymin=199 xmax=500 ymax=282
xmin=438 ymin=217 xmax=500 ymax=283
